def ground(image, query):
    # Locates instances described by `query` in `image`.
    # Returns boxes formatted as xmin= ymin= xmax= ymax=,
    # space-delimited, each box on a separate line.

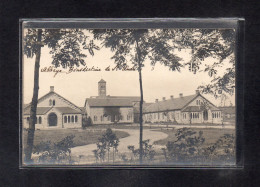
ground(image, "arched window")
xmin=53 ymin=100 xmax=55 ymax=106
xmin=75 ymin=115 xmax=78 ymax=122
xmin=49 ymin=99 xmax=52 ymax=106
xmin=68 ymin=116 xmax=71 ymax=123
xmin=39 ymin=117 xmax=42 ymax=124
xmin=64 ymin=116 xmax=67 ymax=123
xmin=35 ymin=117 xmax=38 ymax=124
xmin=71 ymin=116 xmax=74 ymax=123
xmin=94 ymin=116 xmax=97 ymax=121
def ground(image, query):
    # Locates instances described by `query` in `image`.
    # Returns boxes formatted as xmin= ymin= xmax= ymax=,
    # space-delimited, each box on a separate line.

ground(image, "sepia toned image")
xmin=21 ymin=22 xmax=237 ymax=167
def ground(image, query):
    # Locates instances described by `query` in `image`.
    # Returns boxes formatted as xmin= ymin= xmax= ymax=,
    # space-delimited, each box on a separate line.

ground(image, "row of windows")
xmin=93 ymin=115 xmax=132 ymax=122
xmin=49 ymin=99 xmax=56 ymax=106
xmin=64 ymin=115 xmax=78 ymax=123
xmin=146 ymin=113 xmax=180 ymax=120
xmin=212 ymin=112 xmax=221 ymax=118
xmin=190 ymin=113 xmax=199 ymax=119
xmin=26 ymin=117 xmax=42 ymax=124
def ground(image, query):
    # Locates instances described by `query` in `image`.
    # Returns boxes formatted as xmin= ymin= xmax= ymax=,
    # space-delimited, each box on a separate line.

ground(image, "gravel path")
xmin=71 ymin=128 xmax=168 ymax=162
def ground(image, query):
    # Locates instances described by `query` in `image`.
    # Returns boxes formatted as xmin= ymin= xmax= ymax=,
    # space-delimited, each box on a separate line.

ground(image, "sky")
xmin=23 ymin=30 xmax=235 ymax=107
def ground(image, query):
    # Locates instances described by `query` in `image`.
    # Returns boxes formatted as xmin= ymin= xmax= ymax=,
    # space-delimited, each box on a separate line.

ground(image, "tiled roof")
xmin=134 ymin=103 xmax=153 ymax=113
xmin=86 ymin=98 xmax=133 ymax=107
xmin=24 ymin=91 xmax=81 ymax=111
xmin=106 ymin=96 xmax=140 ymax=103
xmin=144 ymin=94 xmax=197 ymax=113
xmin=219 ymin=106 xmax=235 ymax=114
xmin=24 ymin=107 xmax=82 ymax=115
xmin=23 ymin=107 xmax=52 ymax=115
xmin=55 ymin=107 xmax=82 ymax=114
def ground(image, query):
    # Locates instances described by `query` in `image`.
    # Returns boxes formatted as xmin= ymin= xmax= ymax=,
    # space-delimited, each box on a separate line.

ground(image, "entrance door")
xmin=48 ymin=113 xmax=57 ymax=126
xmin=203 ymin=110 xmax=208 ymax=121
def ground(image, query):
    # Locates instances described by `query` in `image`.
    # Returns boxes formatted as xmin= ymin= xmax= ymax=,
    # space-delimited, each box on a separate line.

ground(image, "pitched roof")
xmin=55 ymin=107 xmax=82 ymax=114
xmin=24 ymin=107 xmax=52 ymax=115
xmin=98 ymin=79 xmax=106 ymax=83
xmin=219 ymin=106 xmax=235 ymax=114
xmin=86 ymin=98 xmax=133 ymax=107
xmin=134 ymin=103 xmax=153 ymax=113
xmin=23 ymin=107 xmax=82 ymax=115
xmin=106 ymin=96 xmax=140 ymax=103
xmin=144 ymin=94 xmax=197 ymax=113
xmin=24 ymin=91 xmax=81 ymax=111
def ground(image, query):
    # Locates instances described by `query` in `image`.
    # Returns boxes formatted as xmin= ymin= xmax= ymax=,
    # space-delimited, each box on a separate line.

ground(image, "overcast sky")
xmin=23 ymin=30 xmax=235 ymax=107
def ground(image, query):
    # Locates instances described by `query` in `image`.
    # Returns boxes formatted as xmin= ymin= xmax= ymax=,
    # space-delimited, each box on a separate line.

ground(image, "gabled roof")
xmin=144 ymin=93 xmax=220 ymax=113
xmin=23 ymin=107 xmax=82 ymax=115
xmin=144 ymin=94 xmax=198 ymax=113
xmin=24 ymin=107 xmax=52 ymax=115
xmin=55 ymin=107 xmax=82 ymax=114
xmin=98 ymin=79 xmax=106 ymax=83
xmin=86 ymin=98 xmax=133 ymax=107
xmin=24 ymin=91 xmax=81 ymax=111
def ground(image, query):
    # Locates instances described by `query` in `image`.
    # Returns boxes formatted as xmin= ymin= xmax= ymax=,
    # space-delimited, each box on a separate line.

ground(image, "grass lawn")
xmin=153 ymin=128 xmax=236 ymax=147
xmin=23 ymin=128 xmax=129 ymax=148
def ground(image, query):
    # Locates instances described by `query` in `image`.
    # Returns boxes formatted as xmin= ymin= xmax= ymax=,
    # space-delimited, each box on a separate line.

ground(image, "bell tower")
xmin=98 ymin=79 xmax=106 ymax=97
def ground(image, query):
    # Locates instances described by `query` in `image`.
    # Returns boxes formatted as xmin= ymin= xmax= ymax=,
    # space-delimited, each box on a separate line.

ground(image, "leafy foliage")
xmin=24 ymin=29 xmax=99 ymax=68
xmin=127 ymin=139 xmax=156 ymax=163
xmin=203 ymin=133 xmax=235 ymax=162
xmin=162 ymin=128 xmax=205 ymax=162
xmin=93 ymin=128 xmax=119 ymax=163
xmin=32 ymin=135 xmax=75 ymax=164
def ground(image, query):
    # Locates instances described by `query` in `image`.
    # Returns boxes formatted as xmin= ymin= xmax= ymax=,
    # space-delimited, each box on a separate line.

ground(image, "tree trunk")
xmin=24 ymin=29 xmax=43 ymax=163
xmin=135 ymin=40 xmax=143 ymax=164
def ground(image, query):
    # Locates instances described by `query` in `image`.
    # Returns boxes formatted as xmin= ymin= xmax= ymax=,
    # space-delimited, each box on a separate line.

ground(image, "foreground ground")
xmin=23 ymin=123 xmax=236 ymax=165
xmin=22 ymin=128 xmax=129 ymax=147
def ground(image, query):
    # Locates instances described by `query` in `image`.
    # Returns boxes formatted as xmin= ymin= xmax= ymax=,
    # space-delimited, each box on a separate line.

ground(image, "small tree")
xmin=94 ymin=128 xmax=119 ymax=163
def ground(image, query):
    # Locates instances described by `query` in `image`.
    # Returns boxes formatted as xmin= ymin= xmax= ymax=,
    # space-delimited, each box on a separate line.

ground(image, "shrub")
xmin=127 ymin=139 xmax=156 ymax=163
xmin=162 ymin=128 xmax=205 ymax=162
xmin=33 ymin=135 xmax=75 ymax=164
xmin=93 ymin=128 xmax=119 ymax=163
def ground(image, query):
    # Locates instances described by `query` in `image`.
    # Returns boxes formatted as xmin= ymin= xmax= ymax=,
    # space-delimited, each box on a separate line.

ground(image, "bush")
xmin=33 ymin=135 xmax=75 ymax=164
xmin=203 ymin=133 xmax=235 ymax=162
xmin=127 ymin=139 xmax=156 ymax=163
xmin=162 ymin=128 xmax=205 ymax=162
xmin=93 ymin=128 xmax=119 ymax=163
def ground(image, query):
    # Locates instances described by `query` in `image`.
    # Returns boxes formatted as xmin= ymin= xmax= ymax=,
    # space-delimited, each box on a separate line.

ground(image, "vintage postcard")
xmin=21 ymin=20 xmax=238 ymax=167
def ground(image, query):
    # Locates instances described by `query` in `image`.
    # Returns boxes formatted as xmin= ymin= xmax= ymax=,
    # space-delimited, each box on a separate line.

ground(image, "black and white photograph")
xmin=21 ymin=23 xmax=237 ymax=167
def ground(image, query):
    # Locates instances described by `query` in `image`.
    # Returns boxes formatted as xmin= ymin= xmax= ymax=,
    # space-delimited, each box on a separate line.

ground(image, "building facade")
xmin=23 ymin=86 xmax=83 ymax=129
xmin=143 ymin=91 xmax=223 ymax=124
xmin=84 ymin=79 xmax=139 ymax=125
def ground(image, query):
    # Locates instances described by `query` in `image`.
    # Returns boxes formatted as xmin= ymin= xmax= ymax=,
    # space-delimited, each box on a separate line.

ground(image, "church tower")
xmin=98 ymin=79 xmax=106 ymax=97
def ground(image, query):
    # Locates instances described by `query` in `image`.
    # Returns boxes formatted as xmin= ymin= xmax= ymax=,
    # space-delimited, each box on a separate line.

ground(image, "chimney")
xmin=179 ymin=93 xmax=183 ymax=98
xmin=162 ymin=97 xmax=166 ymax=101
xmin=196 ymin=90 xmax=200 ymax=95
xmin=50 ymin=86 xmax=54 ymax=92
xmin=170 ymin=95 xmax=174 ymax=100
xmin=155 ymin=99 xmax=158 ymax=103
